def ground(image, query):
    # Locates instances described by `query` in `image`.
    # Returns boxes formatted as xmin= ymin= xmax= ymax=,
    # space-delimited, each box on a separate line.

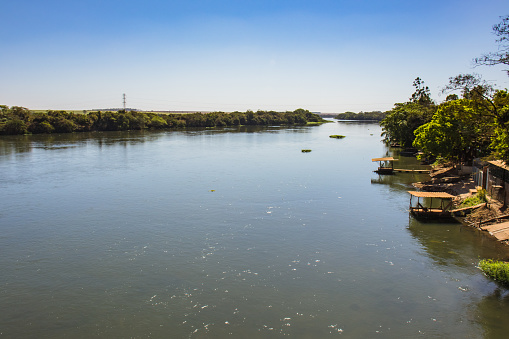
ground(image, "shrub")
xmin=30 ymin=120 xmax=55 ymax=134
xmin=53 ymin=118 xmax=76 ymax=133
xmin=2 ymin=119 xmax=27 ymax=135
xmin=479 ymin=259 xmax=509 ymax=285
xmin=460 ymin=189 xmax=487 ymax=208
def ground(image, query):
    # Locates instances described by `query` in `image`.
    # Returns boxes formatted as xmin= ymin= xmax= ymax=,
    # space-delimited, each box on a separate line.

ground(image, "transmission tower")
xmin=123 ymin=93 xmax=126 ymax=111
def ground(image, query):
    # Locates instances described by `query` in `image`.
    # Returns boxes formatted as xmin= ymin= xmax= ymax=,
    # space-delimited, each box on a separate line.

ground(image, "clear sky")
xmin=1 ymin=0 xmax=508 ymax=113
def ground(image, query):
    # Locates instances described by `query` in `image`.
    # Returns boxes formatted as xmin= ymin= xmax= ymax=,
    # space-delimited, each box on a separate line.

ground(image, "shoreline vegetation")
xmin=334 ymin=111 xmax=386 ymax=121
xmin=479 ymin=259 xmax=509 ymax=285
xmin=0 ymin=107 xmax=327 ymax=135
xmin=379 ymin=15 xmax=509 ymax=284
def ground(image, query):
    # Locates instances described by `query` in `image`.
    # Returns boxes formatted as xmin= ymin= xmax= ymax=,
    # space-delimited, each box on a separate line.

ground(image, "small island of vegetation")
xmin=0 ymin=108 xmax=326 ymax=135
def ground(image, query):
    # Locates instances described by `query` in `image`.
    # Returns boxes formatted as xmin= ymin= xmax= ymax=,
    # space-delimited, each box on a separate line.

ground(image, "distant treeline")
xmin=335 ymin=111 xmax=386 ymax=121
xmin=0 ymin=106 xmax=326 ymax=135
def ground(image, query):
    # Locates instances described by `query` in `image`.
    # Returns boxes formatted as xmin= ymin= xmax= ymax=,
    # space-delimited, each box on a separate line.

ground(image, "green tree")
xmin=3 ymin=119 xmax=28 ymax=135
xmin=410 ymin=77 xmax=433 ymax=107
xmin=380 ymin=102 xmax=434 ymax=146
xmin=10 ymin=106 xmax=30 ymax=121
xmin=148 ymin=115 xmax=167 ymax=129
xmin=413 ymin=100 xmax=493 ymax=162
xmin=414 ymin=74 xmax=509 ymax=161
xmin=442 ymin=74 xmax=509 ymax=130
xmin=380 ymin=78 xmax=436 ymax=147
xmin=53 ymin=118 xmax=76 ymax=133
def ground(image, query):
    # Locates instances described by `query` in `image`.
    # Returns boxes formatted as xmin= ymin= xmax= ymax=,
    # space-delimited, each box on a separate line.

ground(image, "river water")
xmin=1 ymin=121 xmax=509 ymax=338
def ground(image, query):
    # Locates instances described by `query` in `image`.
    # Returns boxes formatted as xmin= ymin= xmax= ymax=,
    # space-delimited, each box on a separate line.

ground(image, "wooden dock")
xmin=394 ymin=168 xmax=430 ymax=173
xmin=408 ymin=191 xmax=455 ymax=220
xmin=449 ymin=203 xmax=487 ymax=216
xmin=481 ymin=221 xmax=509 ymax=241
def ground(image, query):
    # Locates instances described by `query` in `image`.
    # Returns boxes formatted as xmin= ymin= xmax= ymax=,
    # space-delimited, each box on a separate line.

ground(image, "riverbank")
xmin=0 ymin=107 xmax=327 ymax=135
xmin=413 ymin=163 xmax=509 ymax=245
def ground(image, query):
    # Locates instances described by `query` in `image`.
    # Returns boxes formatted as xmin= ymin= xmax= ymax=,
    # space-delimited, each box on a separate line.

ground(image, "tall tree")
xmin=380 ymin=77 xmax=435 ymax=147
xmin=413 ymin=100 xmax=493 ymax=162
xmin=410 ymin=77 xmax=433 ymax=107
xmin=415 ymin=74 xmax=509 ymax=161
xmin=442 ymin=74 xmax=506 ymax=127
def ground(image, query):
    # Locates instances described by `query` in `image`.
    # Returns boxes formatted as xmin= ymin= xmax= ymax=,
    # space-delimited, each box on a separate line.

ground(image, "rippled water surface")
xmin=2 ymin=122 xmax=509 ymax=338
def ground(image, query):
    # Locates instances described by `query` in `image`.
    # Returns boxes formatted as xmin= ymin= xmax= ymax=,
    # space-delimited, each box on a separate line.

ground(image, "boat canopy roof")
xmin=372 ymin=157 xmax=398 ymax=162
xmin=408 ymin=191 xmax=455 ymax=199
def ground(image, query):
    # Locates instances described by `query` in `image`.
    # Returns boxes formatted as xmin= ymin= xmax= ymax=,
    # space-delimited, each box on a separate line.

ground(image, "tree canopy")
xmin=413 ymin=99 xmax=493 ymax=162
xmin=0 ymin=108 xmax=326 ymax=135
xmin=381 ymin=14 xmax=509 ymax=162
xmin=412 ymin=74 xmax=509 ymax=162
xmin=335 ymin=111 xmax=386 ymax=121
xmin=380 ymin=77 xmax=436 ymax=147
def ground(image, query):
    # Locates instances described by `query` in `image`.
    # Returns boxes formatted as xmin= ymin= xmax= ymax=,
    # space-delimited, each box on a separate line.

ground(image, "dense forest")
xmin=0 ymin=108 xmax=325 ymax=135
xmin=380 ymin=15 xmax=509 ymax=163
xmin=335 ymin=111 xmax=386 ymax=121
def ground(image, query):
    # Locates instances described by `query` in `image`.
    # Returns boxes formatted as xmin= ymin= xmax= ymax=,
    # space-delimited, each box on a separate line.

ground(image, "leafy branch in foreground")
xmin=474 ymin=15 xmax=509 ymax=76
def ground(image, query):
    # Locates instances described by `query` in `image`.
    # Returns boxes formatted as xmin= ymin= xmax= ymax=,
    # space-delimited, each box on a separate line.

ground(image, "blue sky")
xmin=1 ymin=0 xmax=508 ymax=112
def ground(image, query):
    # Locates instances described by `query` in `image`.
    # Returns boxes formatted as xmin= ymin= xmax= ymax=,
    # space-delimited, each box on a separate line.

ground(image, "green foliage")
xmin=413 ymin=99 xmax=493 ymax=162
xmin=380 ymin=102 xmax=435 ymax=147
xmin=413 ymin=78 xmax=509 ymax=162
xmin=148 ymin=115 xmax=167 ymax=129
xmin=380 ymin=78 xmax=436 ymax=147
xmin=431 ymin=157 xmax=448 ymax=166
xmin=335 ymin=111 xmax=386 ymax=121
xmin=301 ymin=149 xmax=312 ymax=152
xmin=445 ymin=94 xmax=459 ymax=101
xmin=410 ymin=77 xmax=433 ymax=107
xmin=3 ymin=119 xmax=28 ymax=135
xmin=0 ymin=106 xmax=30 ymax=134
xmin=329 ymin=135 xmax=345 ymax=139
xmin=53 ymin=118 xmax=76 ymax=133
xmin=460 ymin=189 xmax=487 ymax=208
xmin=479 ymin=259 xmax=509 ymax=285
xmin=0 ymin=107 xmax=326 ymax=135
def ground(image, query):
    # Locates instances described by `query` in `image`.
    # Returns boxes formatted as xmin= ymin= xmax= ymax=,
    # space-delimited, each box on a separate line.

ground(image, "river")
xmin=1 ymin=121 xmax=509 ymax=338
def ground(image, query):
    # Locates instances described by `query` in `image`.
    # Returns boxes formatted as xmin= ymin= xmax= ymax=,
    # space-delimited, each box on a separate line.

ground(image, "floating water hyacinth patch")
xmin=479 ymin=259 xmax=509 ymax=285
xmin=301 ymin=149 xmax=312 ymax=153
xmin=329 ymin=135 xmax=345 ymax=139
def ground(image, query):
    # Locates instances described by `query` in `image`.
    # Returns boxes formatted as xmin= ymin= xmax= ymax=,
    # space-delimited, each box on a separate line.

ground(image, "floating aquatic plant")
xmin=301 ymin=149 xmax=312 ymax=153
xmin=479 ymin=259 xmax=509 ymax=285
xmin=329 ymin=135 xmax=346 ymax=139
